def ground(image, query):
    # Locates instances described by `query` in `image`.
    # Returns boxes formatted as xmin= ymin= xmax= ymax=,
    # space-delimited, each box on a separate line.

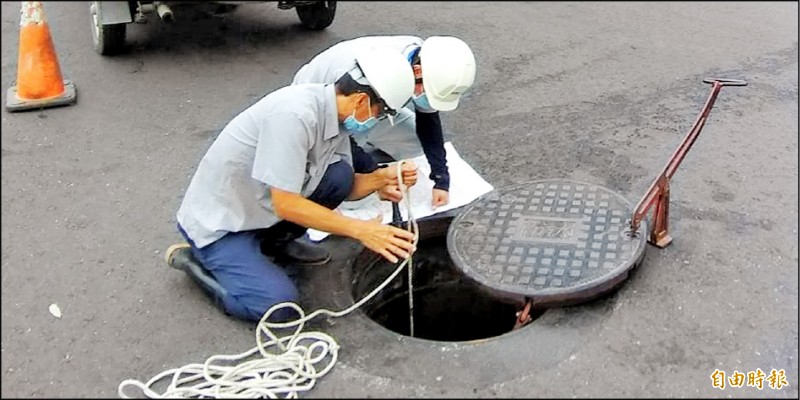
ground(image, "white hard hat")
xmin=353 ymin=46 xmax=415 ymax=115
xmin=419 ymin=36 xmax=477 ymax=112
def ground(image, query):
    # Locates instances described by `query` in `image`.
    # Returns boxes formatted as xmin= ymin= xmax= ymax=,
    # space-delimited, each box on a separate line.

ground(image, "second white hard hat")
xmin=353 ymin=46 xmax=415 ymax=114
xmin=419 ymin=36 xmax=477 ymax=112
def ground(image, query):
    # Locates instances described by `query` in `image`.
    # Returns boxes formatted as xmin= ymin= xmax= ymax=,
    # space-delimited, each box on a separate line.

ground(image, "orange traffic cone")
xmin=6 ymin=1 xmax=76 ymax=112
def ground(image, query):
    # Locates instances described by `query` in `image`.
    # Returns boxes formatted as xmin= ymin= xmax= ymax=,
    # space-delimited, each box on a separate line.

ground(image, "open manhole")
xmin=351 ymin=217 xmax=545 ymax=342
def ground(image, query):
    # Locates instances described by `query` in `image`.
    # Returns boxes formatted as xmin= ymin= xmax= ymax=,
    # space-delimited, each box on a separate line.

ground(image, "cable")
xmin=119 ymin=161 xmax=419 ymax=399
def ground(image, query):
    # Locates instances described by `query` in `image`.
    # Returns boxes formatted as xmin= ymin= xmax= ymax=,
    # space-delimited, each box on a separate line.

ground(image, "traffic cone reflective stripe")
xmin=6 ymin=1 xmax=76 ymax=112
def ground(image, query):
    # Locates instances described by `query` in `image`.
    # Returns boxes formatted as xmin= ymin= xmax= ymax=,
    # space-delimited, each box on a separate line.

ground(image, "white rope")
xmin=396 ymin=161 xmax=418 ymax=338
xmin=119 ymin=161 xmax=419 ymax=399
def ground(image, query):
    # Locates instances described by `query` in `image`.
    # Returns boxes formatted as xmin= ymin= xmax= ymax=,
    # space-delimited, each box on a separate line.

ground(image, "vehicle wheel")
xmin=90 ymin=1 xmax=127 ymax=55
xmin=296 ymin=1 xmax=336 ymax=30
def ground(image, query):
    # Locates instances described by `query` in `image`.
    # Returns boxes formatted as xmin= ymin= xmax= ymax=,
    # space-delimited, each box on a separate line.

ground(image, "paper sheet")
xmin=308 ymin=142 xmax=494 ymax=241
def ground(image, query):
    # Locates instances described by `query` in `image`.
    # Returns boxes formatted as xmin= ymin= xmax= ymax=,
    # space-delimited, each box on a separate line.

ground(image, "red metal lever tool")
xmin=628 ymin=78 xmax=747 ymax=248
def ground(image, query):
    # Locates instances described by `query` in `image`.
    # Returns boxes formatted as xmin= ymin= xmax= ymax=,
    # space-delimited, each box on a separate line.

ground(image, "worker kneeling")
xmin=165 ymin=47 xmax=418 ymax=322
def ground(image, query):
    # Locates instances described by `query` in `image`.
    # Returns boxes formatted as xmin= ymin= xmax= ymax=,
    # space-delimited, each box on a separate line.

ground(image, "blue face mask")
xmin=343 ymin=113 xmax=378 ymax=133
xmin=342 ymin=97 xmax=379 ymax=139
xmin=343 ymin=114 xmax=377 ymax=144
xmin=412 ymin=92 xmax=436 ymax=113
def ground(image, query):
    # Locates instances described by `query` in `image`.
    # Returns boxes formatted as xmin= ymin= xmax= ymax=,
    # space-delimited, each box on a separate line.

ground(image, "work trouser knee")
xmin=178 ymin=226 xmax=299 ymax=322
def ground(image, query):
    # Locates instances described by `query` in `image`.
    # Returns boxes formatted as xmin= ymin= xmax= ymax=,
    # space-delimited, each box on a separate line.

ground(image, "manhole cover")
xmin=447 ymin=179 xmax=648 ymax=307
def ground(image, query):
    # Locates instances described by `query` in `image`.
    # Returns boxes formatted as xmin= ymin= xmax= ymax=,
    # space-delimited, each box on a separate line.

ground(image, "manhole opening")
xmin=352 ymin=230 xmax=545 ymax=342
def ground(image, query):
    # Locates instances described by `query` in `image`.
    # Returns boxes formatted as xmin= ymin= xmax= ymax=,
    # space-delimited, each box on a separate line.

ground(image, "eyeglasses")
xmin=369 ymin=97 xmax=396 ymax=121
xmin=377 ymin=104 xmax=397 ymax=120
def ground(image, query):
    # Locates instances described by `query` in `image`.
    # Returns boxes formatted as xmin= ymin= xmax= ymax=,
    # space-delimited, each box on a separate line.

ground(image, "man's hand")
xmin=380 ymin=161 xmax=418 ymax=188
xmin=378 ymin=185 xmax=403 ymax=203
xmin=356 ymin=214 xmax=416 ymax=263
xmin=376 ymin=161 xmax=419 ymax=203
xmin=397 ymin=161 xmax=418 ymax=187
xmin=431 ymin=188 xmax=450 ymax=209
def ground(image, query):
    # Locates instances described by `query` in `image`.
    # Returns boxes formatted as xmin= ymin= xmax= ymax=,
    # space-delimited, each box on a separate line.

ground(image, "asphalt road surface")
xmin=1 ymin=1 xmax=797 ymax=398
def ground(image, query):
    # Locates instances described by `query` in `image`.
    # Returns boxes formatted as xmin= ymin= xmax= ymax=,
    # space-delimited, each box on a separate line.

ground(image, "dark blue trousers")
xmin=178 ymin=161 xmax=354 ymax=321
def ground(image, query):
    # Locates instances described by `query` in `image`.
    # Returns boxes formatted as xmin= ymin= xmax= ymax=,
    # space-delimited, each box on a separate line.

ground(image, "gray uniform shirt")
xmin=177 ymin=84 xmax=350 ymax=249
xmin=292 ymin=35 xmax=424 ymax=86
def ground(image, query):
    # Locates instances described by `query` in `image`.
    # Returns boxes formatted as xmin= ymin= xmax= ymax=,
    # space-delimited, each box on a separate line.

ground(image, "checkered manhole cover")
xmin=447 ymin=179 xmax=648 ymax=307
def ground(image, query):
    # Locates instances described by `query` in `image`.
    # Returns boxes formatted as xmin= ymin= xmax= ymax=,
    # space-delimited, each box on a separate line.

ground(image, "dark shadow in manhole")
xmin=351 ymin=217 xmax=546 ymax=342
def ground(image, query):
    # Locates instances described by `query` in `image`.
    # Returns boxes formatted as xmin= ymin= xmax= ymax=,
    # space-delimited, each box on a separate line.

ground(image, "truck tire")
xmin=296 ymin=1 xmax=336 ymax=31
xmin=90 ymin=2 xmax=127 ymax=55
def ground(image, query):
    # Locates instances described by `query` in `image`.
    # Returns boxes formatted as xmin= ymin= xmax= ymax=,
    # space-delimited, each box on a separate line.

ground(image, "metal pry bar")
xmin=628 ymin=78 xmax=747 ymax=248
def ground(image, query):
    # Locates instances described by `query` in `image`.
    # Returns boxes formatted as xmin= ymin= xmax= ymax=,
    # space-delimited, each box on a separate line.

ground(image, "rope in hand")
xmin=396 ymin=161 xmax=419 ymax=338
xmin=118 ymin=161 xmax=419 ymax=399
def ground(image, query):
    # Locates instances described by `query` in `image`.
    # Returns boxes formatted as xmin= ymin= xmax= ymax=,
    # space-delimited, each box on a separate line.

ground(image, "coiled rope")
xmin=119 ymin=161 xmax=419 ymax=399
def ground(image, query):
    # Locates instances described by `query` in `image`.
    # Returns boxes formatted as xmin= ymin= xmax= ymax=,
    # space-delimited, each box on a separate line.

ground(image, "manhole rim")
xmin=354 ymin=307 xmax=540 ymax=346
xmin=348 ymin=239 xmax=545 ymax=345
xmin=446 ymin=178 xmax=648 ymax=306
xmin=311 ymin=234 xmax=618 ymax=385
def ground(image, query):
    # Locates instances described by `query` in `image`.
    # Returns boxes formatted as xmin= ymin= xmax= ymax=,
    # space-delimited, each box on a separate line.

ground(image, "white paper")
xmin=308 ymin=142 xmax=494 ymax=241
xmin=49 ymin=303 xmax=62 ymax=319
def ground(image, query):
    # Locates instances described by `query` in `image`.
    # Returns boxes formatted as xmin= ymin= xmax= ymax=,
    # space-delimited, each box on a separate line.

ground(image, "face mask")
xmin=344 ymin=115 xmax=376 ymax=144
xmin=412 ymin=92 xmax=436 ymax=113
xmin=343 ymin=113 xmax=378 ymax=133
xmin=342 ymin=97 xmax=379 ymax=137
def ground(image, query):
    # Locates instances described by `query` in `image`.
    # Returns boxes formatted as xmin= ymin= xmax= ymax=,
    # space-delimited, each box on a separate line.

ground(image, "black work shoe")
xmin=164 ymin=243 xmax=228 ymax=302
xmin=165 ymin=243 xmax=192 ymax=270
xmin=275 ymin=238 xmax=331 ymax=266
